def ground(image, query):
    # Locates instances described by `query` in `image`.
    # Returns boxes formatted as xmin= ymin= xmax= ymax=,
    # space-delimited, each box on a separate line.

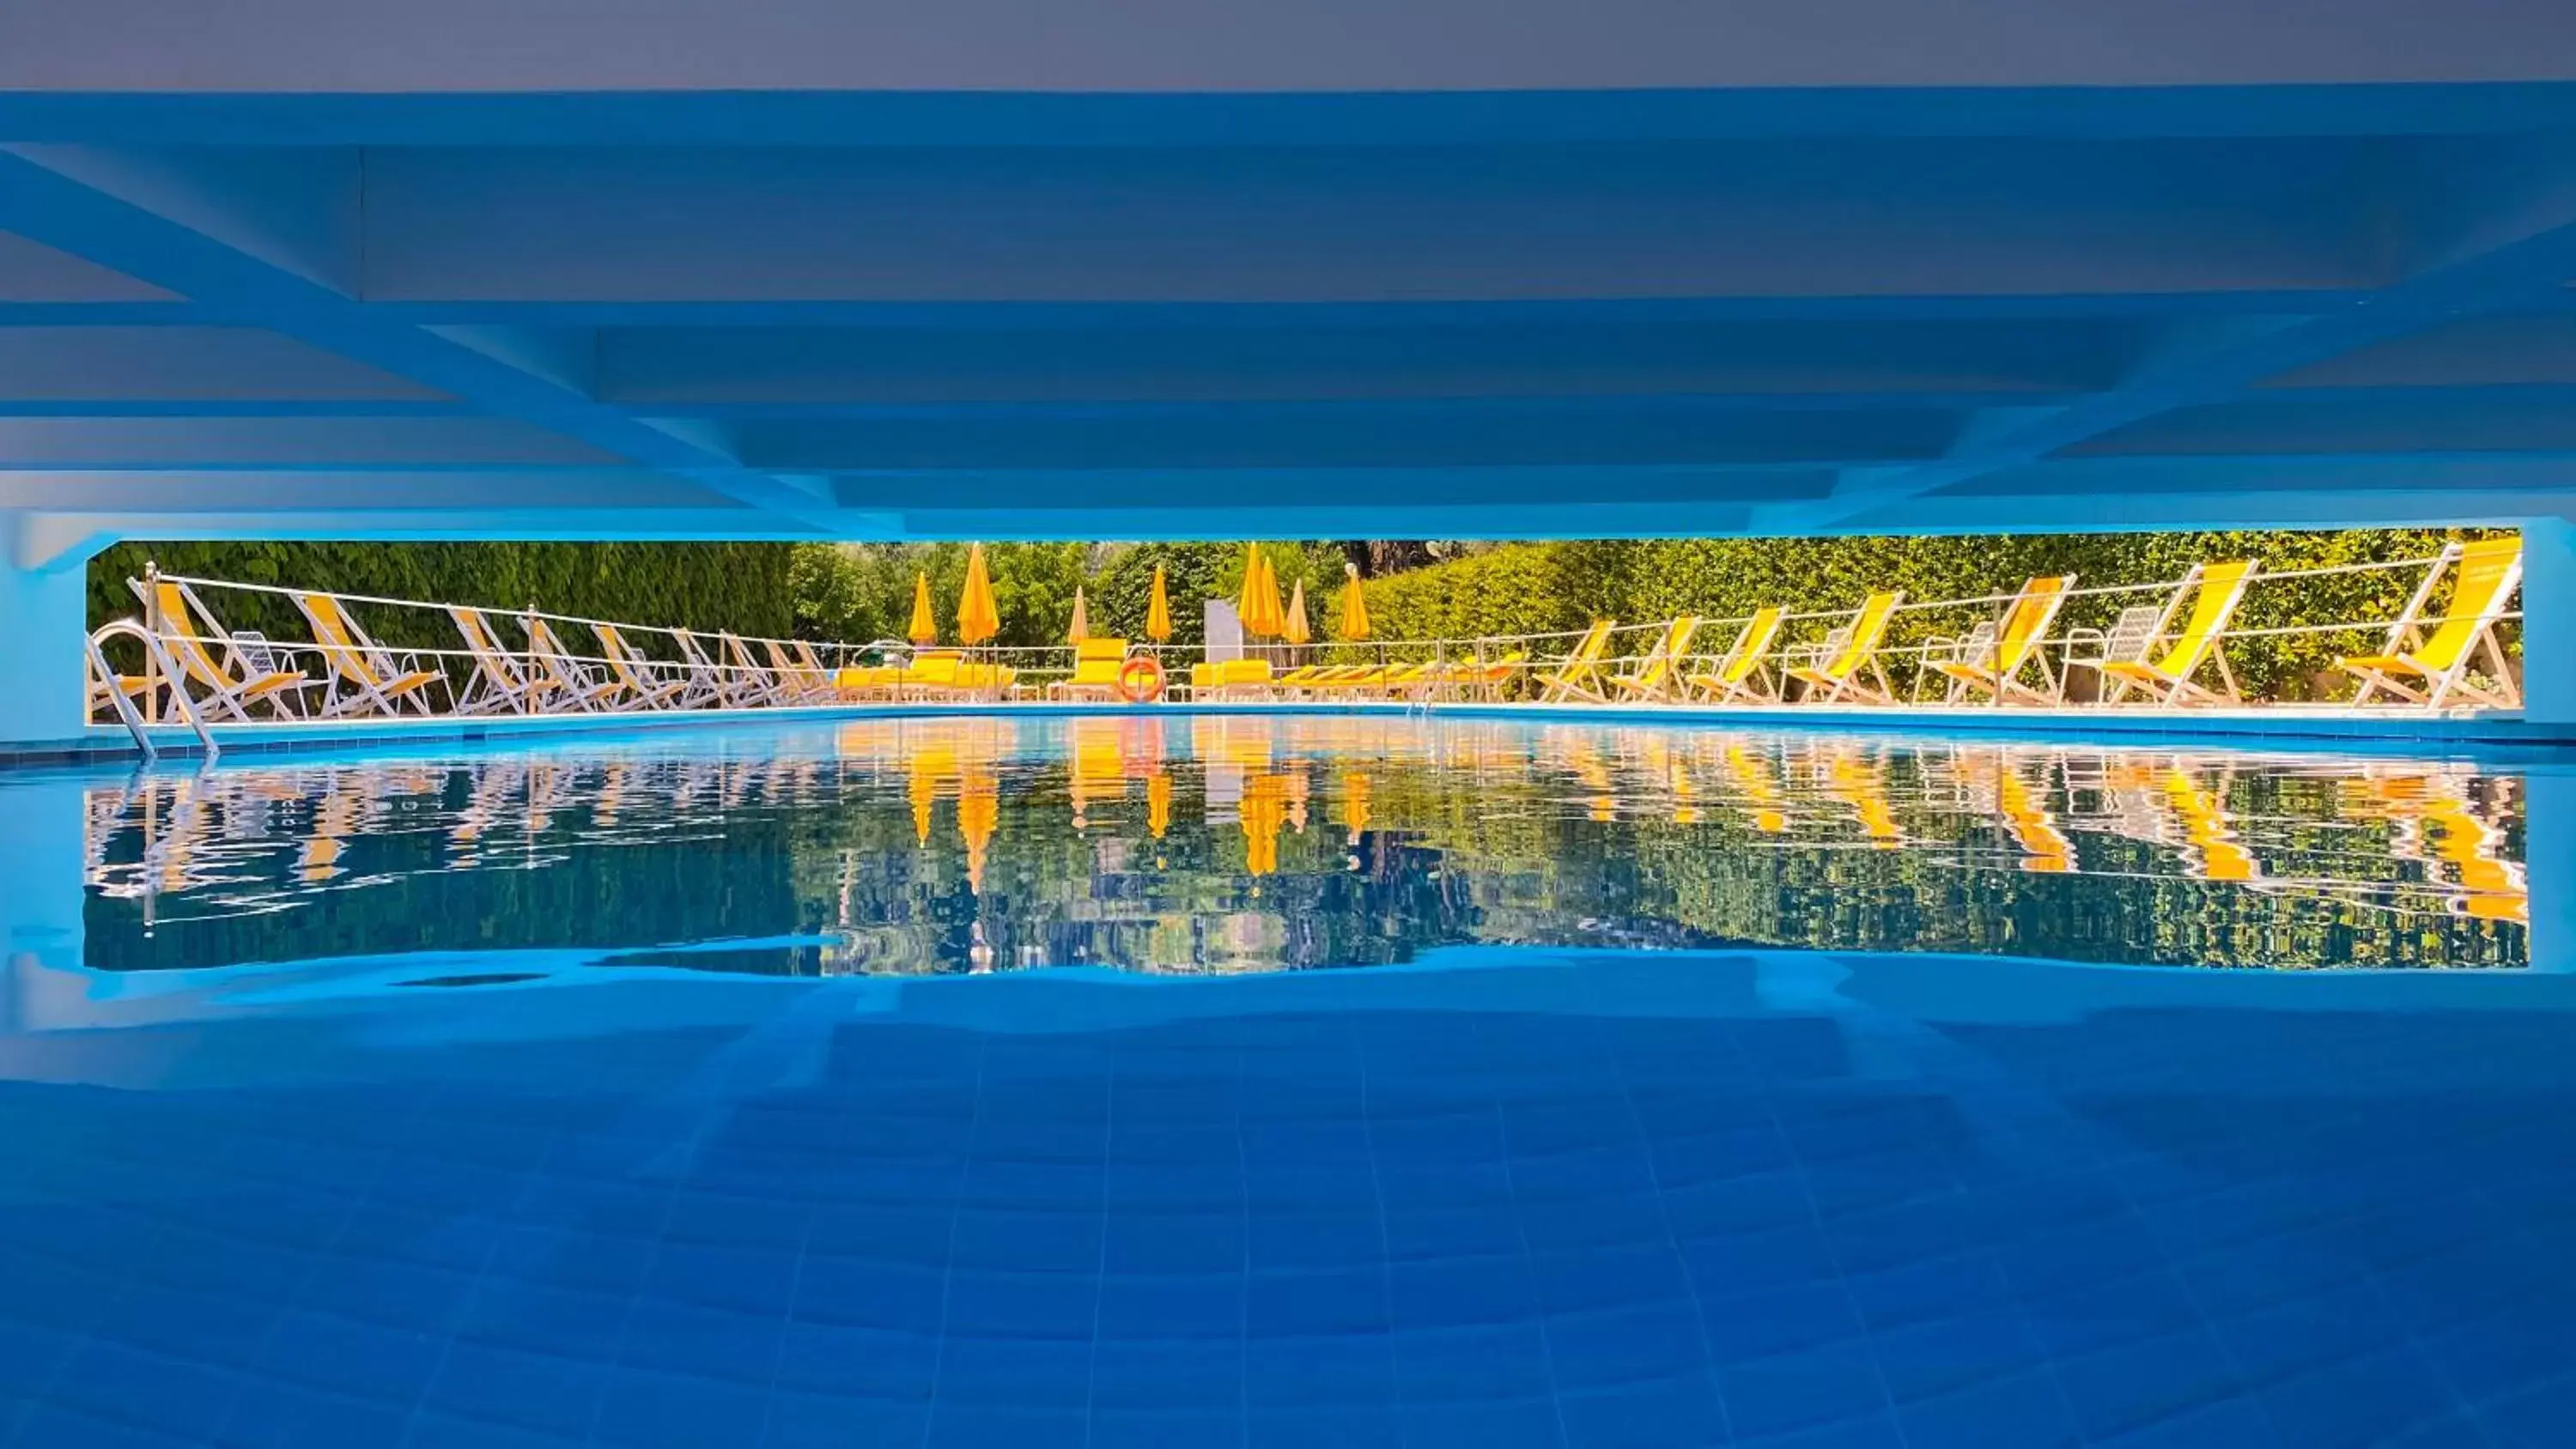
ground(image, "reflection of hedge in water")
xmin=84 ymin=776 xmax=805 ymax=972
xmin=85 ymin=753 xmax=2526 ymax=975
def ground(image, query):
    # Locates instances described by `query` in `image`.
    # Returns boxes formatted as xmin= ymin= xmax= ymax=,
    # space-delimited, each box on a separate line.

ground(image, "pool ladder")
xmin=85 ymin=620 xmax=219 ymax=762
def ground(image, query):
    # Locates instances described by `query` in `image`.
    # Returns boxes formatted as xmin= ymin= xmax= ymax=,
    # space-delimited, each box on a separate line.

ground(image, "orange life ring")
xmin=1117 ymin=655 xmax=1165 ymax=703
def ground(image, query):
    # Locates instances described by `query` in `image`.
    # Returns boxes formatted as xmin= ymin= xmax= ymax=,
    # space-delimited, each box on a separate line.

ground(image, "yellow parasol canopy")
xmin=1282 ymin=578 xmax=1311 ymax=646
xmin=1247 ymin=547 xmax=1285 ymax=637
xmin=908 ymin=571 xmax=939 ymax=645
xmin=957 ymin=543 xmax=1000 ymax=646
xmin=1235 ymin=543 xmax=1267 ymax=635
xmin=1066 ymin=585 xmax=1090 ymax=645
xmin=1145 ymin=563 xmax=1173 ymax=642
xmin=1337 ymin=561 xmax=1370 ymax=641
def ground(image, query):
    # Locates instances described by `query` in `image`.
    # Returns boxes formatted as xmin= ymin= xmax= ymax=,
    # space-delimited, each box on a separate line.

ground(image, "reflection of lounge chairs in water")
xmin=2067 ymin=758 xmax=2258 ymax=884
xmin=1722 ymin=743 xmax=1789 ymax=834
xmin=1800 ymin=744 xmax=1902 ymax=847
xmin=297 ymin=772 xmax=371 ymax=882
xmin=2341 ymin=772 xmax=2528 ymax=924
xmin=1938 ymin=748 xmax=2073 ymax=873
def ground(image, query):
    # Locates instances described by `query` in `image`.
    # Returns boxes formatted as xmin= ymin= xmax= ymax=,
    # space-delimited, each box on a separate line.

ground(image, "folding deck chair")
xmin=2339 ymin=537 xmax=2523 ymax=710
xmin=592 ymin=623 xmax=690 ymax=710
xmin=447 ymin=606 xmax=557 ymax=715
xmin=1536 ymin=621 xmax=1617 ymax=702
xmin=1688 ymin=608 xmax=1785 ymax=705
xmin=2094 ymin=561 xmax=2257 ymax=706
xmin=293 ymin=591 xmax=445 ymax=717
xmin=521 ymin=615 xmax=626 ymax=712
xmin=130 ymin=574 xmax=311 ymax=721
xmin=1787 ymin=591 xmax=1905 ymax=704
xmin=1609 ymin=617 xmax=1701 ymax=701
xmin=1923 ymin=575 xmax=2075 ymax=706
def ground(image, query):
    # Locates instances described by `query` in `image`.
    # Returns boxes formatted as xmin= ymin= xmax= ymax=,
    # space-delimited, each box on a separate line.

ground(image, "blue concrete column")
xmin=2518 ymin=518 xmax=2576 ymax=728
xmin=2518 ymin=519 xmax=2576 ymax=970
xmin=0 ymin=521 xmax=92 ymax=753
xmin=0 ymin=772 xmax=88 ymax=987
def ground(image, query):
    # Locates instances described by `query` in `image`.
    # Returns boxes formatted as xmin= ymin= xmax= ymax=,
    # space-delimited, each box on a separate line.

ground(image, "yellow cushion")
xmin=1221 ymin=659 xmax=1273 ymax=686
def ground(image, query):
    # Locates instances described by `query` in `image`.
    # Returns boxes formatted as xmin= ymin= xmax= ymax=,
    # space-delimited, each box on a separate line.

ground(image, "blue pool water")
xmin=1 ymin=718 xmax=2570 ymax=1447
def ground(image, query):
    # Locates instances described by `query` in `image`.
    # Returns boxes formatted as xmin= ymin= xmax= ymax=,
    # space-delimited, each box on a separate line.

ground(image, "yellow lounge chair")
xmin=1049 ymin=637 xmax=1132 ymax=700
xmin=1926 ymin=575 xmax=2075 ymax=706
xmin=762 ymin=638 xmax=832 ymax=704
xmin=1788 ymin=591 xmax=1905 ymax=704
xmin=131 ymin=575 xmax=310 ymax=721
xmin=2340 ymin=537 xmax=2523 ymax=710
xmin=522 ymin=615 xmax=627 ymax=712
xmin=447 ymin=605 xmax=560 ymax=715
xmin=593 ymin=623 xmax=690 ymax=710
xmin=835 ymin=664 xmax=904 ymax=698
xmin=720 ymin=632 xmax=787 ymax=705
xmin=1466 ymin=651 xmax=1530 ymax=700
xmin=1689 ymin=608 xmax=1785 ymax=705
xmin=1610 ymin=617 xmax=1702 ymax=702
xmin=902 ymin=649 xmax=965 ymax=699
xmin=1189 ymin=658 xmax=1275 ymax=700
xmin=2097 ymin=561 xmax=2257 ymax=706
xmin=670 ymin=629 xmax=756 ymax=708
xmin=1537 ymin=621 xmax=1617 ymax=702
xmin=292 ymin=591 xmax=445 ymax=718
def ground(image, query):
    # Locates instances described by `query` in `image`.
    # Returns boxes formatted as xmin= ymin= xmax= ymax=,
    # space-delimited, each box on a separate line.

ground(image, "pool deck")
xmin=9 ymin=694 xmax=2567 ymax=768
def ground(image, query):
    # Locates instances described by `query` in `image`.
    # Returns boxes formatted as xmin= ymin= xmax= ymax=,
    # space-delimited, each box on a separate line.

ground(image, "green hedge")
xmin=89 ymin=540 xmax=796 ymax=664
xmin=1359 ymin=529 xmax=2512 ymax=700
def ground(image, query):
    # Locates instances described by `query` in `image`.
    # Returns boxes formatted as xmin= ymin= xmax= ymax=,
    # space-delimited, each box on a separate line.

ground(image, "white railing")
xmin=87 ymin=542 xmax=2521 ymax=732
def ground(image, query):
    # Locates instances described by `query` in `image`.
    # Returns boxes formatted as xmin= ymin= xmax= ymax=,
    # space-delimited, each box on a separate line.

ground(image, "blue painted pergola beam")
xmin=0 ymin=146 xmax=841 ymax=531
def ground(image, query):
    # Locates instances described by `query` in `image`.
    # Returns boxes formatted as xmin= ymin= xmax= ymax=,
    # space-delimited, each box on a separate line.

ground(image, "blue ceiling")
xmin=5 ymin=4 xmax=2576 ymax=554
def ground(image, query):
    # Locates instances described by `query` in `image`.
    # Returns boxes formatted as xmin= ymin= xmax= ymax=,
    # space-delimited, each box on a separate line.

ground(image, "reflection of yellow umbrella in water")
xmin=1146 ymin=772 xmax=1173 ymax=840
xmin=908 ymin=572 xmax=939 ymax=646
xmin=1339 ymin=561 xmax=1370 ymax=641
xmin=1145 ymin=564 xmax=1174 ymax=643
xmin=908 ymin=742 xmax=960 ymax=845
xmin=1283 ymin=579 xmax=1311 ymax=647
xmin=1338 ymin=771 xmax=1372 ymax=846
xmin=1242 ymin=773 xmax=1290 ymax=875
xmin=959 ymin=772 xmax=999 ymax=894
xmin=957 ymin=543 xmax=1000 ymax=646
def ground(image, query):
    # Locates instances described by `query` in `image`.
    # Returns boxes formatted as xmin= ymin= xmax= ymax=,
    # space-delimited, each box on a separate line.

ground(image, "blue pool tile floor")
xmin=2 ymin=950 xmax=2574 ymax=1446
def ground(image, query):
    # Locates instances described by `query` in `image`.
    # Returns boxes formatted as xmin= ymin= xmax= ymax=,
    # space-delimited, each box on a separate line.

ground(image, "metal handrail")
xmin=86 ymin=619 xmax=219 ymax=761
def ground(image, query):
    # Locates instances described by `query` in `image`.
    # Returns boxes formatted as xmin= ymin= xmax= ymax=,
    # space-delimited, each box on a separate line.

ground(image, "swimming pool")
xmin=1 ymin=716 xmax=2569 ymax=1447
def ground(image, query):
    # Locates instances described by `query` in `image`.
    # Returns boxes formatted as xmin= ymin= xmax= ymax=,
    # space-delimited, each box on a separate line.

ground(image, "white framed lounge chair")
xmin=1786 ymin=591 xmax=1904 ymax=704
xmin=448 ymin=605 xmax=557 ymax=715
xmin=1688 ymin=608 xmax=1785 ymax=705
xmin=2094 ymin=561 xmax=2257 ymax=706
xmin=294 ymin=591 xmax=446 ymax=718
xmin=129 ymin=573 xmax=311 ymax=721
xmin=2339 ymin=537 xmax=2522 ymax=711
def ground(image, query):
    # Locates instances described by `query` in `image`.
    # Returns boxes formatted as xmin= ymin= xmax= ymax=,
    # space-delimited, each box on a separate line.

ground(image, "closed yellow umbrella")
xmin=1236 ymin=543 xmax=1267 ymax=636
xmin=908 ymin=572 xmax=939 ymax=645
xmin=1145 ymin=563 xmax=1173 ymax=642
xmin=957 ymin=543 xmax=1000 ymax=646
xmin=1253 ymin=549 xmax=1285 ymax=637
xmin=1338 ymin=561 xmax=1370 ymax=641
xmin=1282 ymin=578 xmax=1311 ymax=646
xmin=1067 ymin=585 xmax=1090 ymax=645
